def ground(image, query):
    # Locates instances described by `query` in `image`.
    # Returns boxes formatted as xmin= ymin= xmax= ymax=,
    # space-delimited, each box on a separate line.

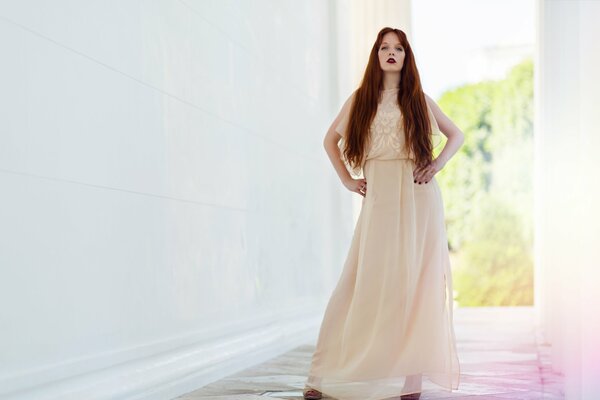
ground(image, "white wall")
xmin=0 ymin=1 xmax=358 ymax=399
xmin=534 ymin=0 xmax=600 ymax=398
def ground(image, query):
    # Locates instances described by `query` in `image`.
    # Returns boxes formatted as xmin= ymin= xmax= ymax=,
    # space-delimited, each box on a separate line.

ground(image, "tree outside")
xmin=435 ymin=58 xmax=534 ymax=306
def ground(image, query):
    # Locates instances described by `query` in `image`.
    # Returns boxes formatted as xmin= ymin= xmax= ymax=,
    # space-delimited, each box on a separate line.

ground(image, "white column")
xmin=535 ymin=0 xmax=600 ymax=398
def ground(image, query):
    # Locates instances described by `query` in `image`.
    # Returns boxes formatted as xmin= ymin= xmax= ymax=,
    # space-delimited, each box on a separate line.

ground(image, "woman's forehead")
xmin=381 ymin=40 xmax=403 ymax=46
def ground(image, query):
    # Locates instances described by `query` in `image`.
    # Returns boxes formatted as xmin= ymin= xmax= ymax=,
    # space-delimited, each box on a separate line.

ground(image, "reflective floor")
xmin=176 ymin=307 xmax=564 ymax=399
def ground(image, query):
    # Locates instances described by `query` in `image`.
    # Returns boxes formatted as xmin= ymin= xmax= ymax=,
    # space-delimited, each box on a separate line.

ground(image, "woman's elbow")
xmin=323 ymin=133 xmax=340 ymax=149
xmin=454 ymin=130 xmax=466 ymax=145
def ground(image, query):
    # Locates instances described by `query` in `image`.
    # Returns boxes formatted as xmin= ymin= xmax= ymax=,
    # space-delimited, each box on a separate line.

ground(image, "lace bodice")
xmin=335 ymin=88 xmax=442 ymax=176
xmin=366 ymin=88 xmax=406 ymax=160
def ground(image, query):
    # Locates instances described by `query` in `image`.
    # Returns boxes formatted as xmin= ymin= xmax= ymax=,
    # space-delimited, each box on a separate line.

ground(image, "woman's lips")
xmin=387 ymin=59 xmax=396 ymax=63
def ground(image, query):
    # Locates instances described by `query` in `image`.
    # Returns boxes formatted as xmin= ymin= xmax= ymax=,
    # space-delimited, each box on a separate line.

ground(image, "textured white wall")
xmin=0 ymin=1 xmax=357 ymax=399
xmin=534 ymin=0 xmax=600 ymax=398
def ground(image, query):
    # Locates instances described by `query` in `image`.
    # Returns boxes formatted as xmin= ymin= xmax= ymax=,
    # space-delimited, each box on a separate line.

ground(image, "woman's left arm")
xmin=424 ymin=93 xmax=465 ymax=170
xmin=413 ymin=93 xmax=465 ymax=184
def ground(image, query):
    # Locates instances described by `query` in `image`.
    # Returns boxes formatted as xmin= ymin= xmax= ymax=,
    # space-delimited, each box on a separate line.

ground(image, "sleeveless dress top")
xmin=336 ymin=88 xmax=443 ymax=176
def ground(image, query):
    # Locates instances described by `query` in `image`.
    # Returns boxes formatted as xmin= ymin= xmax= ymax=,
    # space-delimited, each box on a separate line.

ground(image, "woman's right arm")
xmin=323 ymin=120 xmax=367 ymax=197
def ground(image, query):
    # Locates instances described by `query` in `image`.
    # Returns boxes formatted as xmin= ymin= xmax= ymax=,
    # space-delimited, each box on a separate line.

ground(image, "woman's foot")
xmin=400 ymin=392 xmax=421 ymax=400
xmin=400 ymin=373 xmax=422 ymax=399
xmin=303 ymin=386 xmax=322 ymax=399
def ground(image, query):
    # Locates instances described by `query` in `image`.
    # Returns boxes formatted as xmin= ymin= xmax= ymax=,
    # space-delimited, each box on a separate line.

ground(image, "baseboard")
xmin=0 ymin=307 xmax=322 ymax=400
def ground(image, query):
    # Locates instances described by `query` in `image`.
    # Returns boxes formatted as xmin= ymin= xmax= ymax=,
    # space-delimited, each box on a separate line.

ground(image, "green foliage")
xmin=453 ymin=198 xmax=534 ymax=306
xmin=435 ymin=58 xmax=534 ymax=306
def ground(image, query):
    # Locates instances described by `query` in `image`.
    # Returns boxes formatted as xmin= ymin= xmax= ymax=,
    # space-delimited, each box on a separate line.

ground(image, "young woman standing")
xmin=303 ymin=27 xmax=464 ymax=400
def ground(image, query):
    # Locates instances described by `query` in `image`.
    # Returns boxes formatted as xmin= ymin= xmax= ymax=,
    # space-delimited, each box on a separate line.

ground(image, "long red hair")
xmin=342 ymin=27 xmax=434 ymax=171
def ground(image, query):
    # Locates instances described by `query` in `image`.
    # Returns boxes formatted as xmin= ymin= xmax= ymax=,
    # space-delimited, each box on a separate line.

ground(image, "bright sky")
xmin=411 ymin=0 xmax=535 ymax=99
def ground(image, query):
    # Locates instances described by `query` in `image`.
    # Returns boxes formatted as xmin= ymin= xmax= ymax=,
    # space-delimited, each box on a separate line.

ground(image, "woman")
xmin=303 ymin=27 xmax=464 ymax=400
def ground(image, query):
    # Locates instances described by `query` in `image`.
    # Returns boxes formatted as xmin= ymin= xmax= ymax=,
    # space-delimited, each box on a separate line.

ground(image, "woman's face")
xmin=378 ymin=32 xmax=405 ymax=72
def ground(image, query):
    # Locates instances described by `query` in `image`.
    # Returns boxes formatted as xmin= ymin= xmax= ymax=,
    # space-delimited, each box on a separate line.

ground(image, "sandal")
xmin=303 ymin=386 xmax=323 ymax=399
xmin=400 ymin=392 xmax=421 ymax=400
xmin=401 ymin=373 xmax=422 ymax=399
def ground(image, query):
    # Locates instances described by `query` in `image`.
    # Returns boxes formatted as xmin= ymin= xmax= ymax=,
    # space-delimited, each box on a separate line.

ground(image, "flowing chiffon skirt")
xmin=305 ymin=157 xmax=461 ymax=400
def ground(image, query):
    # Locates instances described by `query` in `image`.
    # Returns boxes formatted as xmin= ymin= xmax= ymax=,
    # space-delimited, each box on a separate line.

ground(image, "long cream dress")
xmin=305 ymin=88 xmax=460 ymax=400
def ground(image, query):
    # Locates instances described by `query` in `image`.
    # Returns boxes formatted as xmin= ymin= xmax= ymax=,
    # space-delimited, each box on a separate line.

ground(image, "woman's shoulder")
xmin=424 ymin=92 xmax=445 ymax=114
xmin=423 ymin=91 xmax=435 ymax=107
xmin=345 ymin=88 xmax=359 ymax=103
xmin=338 ymin=89 xmax=359 ymax=113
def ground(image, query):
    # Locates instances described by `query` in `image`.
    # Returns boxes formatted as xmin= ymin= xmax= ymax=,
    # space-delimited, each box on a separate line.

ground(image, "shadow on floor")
xmin=175 ymin=307 xmax=564 ymax=399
